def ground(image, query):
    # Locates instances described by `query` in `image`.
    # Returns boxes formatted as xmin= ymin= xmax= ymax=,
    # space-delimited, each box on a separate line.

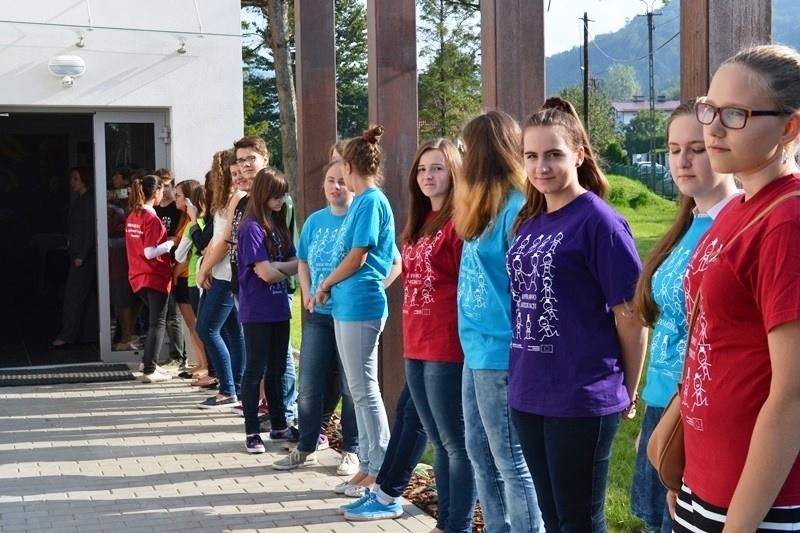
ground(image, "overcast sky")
xmin=544 ymin=0 xmax=665 ymax=56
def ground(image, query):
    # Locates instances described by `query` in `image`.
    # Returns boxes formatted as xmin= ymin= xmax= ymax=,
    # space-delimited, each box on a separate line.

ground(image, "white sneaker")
xmin=159 ymin=360 xmax=185 ymax=374
xmin=141 ymin=369 xmax=173 ymax=383
xmin=337 ymin=452 xmax=359 ymax=476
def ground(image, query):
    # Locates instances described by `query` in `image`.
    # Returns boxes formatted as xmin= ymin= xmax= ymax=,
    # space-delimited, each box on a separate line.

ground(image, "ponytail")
xmin=128 ymin=174 xmax=161 ymax=214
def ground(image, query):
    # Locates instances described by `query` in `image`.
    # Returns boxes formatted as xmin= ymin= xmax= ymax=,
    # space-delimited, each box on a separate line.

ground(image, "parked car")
xmin=653 ymin=169 xmax=679 ymax=199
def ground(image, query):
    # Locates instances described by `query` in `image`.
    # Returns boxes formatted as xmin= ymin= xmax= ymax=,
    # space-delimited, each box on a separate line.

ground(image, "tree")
xmin=603 ymin=64 xmax=641 ymax=102
xmin=559 ymin=84 xmax=618 ymax=157
xmin=335 ymin=0 xmax=368 ymax=139
xmin=417 ymin=0 xmax=481 ymax=141
xmin=242 ymin=0 xmax=298 ymax=191
xmin=623 ymin=110 xmax=668 ymax=157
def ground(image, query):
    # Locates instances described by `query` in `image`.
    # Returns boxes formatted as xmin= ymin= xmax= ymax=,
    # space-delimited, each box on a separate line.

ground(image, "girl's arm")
xmin=723 ymin=319 xmax=800 ymax=533
xmin=253 ymin=260 xmax=289 ymax=283
xmin=143 ymin=239 xmax=175 ymax=260
xmin=308 ymin=247 xmax=368 ymax=310
xmin=384 ymin=255 xmax=402 ymax=288
xmin=197 ymin=191 xmax=245 ymax=287
xmin=272 ymin=258 xmax=299 ymax=276
xmin=612 ymin=301 xmax=648 ymax=414
xmin=297 ymin=261 xmax=312 ymax=309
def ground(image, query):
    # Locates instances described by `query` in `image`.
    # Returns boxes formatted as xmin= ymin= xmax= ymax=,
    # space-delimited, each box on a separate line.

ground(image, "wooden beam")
xmin=681 ymin=0 xmax=771 ymax=101
xmin=295 ymin=0 xmax=337 ymax=223
xmin=680 ymin=0 xmax=709 ymax=100
xmin=366 ymin=0 xmax=417 ymax=422
xmin=480 ymin=0 xmax=545 ymax=121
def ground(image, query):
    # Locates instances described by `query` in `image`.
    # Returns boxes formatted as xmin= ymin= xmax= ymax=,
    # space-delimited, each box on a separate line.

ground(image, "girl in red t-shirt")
xmin=400 ymin=138 xmax=475 ymax=531
xmin=125 ymin=174 xmax=175 ymax=383
xmin=673 ymin=44 xmax=800 ymax=532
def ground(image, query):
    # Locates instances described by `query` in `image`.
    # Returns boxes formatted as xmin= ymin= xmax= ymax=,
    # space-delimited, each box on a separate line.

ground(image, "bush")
xmin=603 ymin=141 xmax=627 ymax=165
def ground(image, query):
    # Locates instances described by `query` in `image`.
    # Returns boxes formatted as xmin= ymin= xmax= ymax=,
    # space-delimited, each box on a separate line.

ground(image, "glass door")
xmin=93 ymin=111 xmax=168 ymax=362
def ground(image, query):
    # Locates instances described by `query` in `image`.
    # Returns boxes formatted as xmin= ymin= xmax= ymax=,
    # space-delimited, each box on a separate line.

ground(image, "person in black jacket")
xmin=51 ymin=167 xmax=97 ymax=348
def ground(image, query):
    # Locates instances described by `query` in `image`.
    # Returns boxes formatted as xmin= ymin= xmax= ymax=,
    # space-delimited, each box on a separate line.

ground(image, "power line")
xmin=590 ymin=30 xmax=680 ymax=63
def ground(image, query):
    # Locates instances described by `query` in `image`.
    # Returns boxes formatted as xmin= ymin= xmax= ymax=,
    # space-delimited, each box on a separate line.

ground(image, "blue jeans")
xmin=511 ymin=408 xmax=621 ymax=533
xmin=196 ymin=278 xmax=245 ymax=397
xmin=407 ymin=360 xmax=475 ymax=533
xmin=284 ymin=293 xmax=298 ymax=423
xmin=631 ymin=405 xmax=672 ymax=533
xmin=334 ymin=318 xmax=390 ymax=477
xmin=376 ymin=384 xmax=427 ymax=497
xmin=242 ymin=321 xmax=291 ymax=434
xmin=462 ymin=367 xmax=542 ymax=533
xmin=297 ymin=311 xmax=357 ymax=453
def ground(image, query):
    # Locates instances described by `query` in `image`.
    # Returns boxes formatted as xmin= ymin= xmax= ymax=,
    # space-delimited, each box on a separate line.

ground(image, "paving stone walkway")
xmin=0 ymin=378 xmax=436 ymax=532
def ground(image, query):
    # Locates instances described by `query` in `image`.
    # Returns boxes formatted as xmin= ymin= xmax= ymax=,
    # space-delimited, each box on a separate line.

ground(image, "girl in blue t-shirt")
xmin=629 ymin=101 xmax=739 ymax=533
xmin=453 ymin=110 xmax=542 ymax=533
xmin=237 ymin=168 xmax=299 ymax=455
xmin=507 ymin=97 xmax=647 ymax=532
xmin=310 ymin=125 xmax=402 ymax=496
xmin=272 ymin=158 xmax=360 ymax=474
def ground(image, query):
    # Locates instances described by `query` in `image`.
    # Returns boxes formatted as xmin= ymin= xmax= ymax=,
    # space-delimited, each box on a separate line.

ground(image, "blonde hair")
xmin=208 ymin=149 xmax=236 ymax=215
xmin=454 ymin=110 xmax=525 ymax=240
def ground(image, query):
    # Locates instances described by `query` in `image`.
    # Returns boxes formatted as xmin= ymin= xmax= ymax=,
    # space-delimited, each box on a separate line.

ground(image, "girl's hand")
xmin=187 ymin=204 xmax=198 ymax=222
xmin=666 ymin=491 xmax=678 ymax=518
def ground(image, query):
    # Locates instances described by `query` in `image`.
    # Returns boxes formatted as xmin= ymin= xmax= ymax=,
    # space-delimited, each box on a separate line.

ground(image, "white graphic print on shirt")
xmin=403 ymin=230 xmax=443 ymax=313
xmin=681 ymin=236 xmax=723 ymax=432
xmin=508 ymin=232 xmax=564 ymax=351
xmin=457 ymin=240 xmax=488 ymax=319
xmin=307 ymin=226 xmax=342 ymax=292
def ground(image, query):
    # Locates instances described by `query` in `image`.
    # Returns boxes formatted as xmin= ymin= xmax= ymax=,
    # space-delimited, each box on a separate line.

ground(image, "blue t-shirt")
xmin=330 ymin=187 xmax=397 ymax=321
xmin=297 ymin=206 xmax=347 ymax=315
xmin=457 ymin=189 xmax=524 ymax=370
xmin=506 ymin=192 xmax=642 ymax=417
xmin=641 ymin=215 xmax=713 ymax=408
xmin=236 ymin=215 xmax=295 ymax=323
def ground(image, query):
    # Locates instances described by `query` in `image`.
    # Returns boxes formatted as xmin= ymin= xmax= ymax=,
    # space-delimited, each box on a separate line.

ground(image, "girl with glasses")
xmin=674 ymin=44 xmax=800 ymax=532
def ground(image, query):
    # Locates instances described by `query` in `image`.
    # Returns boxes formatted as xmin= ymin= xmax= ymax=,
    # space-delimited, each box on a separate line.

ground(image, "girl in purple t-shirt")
xmin=507 ymin=97 xmax=647 ymax=532
xmin=236 ymin=168 xmax=298 ymax=454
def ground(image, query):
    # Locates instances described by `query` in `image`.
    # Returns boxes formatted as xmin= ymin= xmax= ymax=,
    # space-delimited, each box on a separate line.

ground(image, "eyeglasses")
xmin=236 ymin=155 xmax=258 ymax=166
xmin=695 ymin=100 xmax=788 ymax=130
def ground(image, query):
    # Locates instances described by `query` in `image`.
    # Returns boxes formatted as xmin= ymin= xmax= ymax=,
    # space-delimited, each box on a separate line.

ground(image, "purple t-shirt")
xmin=506 ymin=192 xmax=641 ymax=417
xmin=236 ymin=215 xmax=295 ymax=323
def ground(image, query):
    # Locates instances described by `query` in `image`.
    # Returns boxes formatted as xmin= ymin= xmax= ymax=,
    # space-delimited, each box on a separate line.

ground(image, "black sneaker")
xmin=269 ymin=426 xmax=299 ymax=442
xmin=197 ymin=396 xmax=239 ymax=410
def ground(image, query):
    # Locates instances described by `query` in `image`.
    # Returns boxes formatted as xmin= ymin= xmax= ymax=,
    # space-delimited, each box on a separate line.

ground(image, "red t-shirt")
xmin=682 ymin=174 xmax=800 ymax=508
xmin=126 ymin=207 xmax=172 ymax=294
xmin=401 ymin=215 xmax=464 ymax=362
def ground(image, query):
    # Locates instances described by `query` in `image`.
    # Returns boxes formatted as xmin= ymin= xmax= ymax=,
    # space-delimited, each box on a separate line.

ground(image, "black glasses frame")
xmin=695 ymin=100 xmax=788 ymax=130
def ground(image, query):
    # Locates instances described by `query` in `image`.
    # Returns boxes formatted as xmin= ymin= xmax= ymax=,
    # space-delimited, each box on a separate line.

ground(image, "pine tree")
xmin=417 ymin=0 xmax=481 ymax=141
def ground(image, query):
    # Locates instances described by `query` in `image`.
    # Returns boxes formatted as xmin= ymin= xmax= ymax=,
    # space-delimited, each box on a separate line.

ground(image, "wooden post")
xmin=681 ymin=0 xmax=771 ymax=101
xmin=367 ymin=0 xmax=417 ymax=421
xmin=295 ymin=0 xmax=337 ymax=223
xmin=481 ymin=0 xmax=545 ymax=121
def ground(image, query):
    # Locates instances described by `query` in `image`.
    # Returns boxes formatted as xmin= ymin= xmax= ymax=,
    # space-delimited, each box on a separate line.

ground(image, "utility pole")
xmin=582 ymin=12 xmax=591 ymax=132
xmin=639 ymin=1 xmax=660 ymax=188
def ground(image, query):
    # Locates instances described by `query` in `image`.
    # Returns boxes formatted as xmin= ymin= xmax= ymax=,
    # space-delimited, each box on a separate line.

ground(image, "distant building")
xmin=612 ymin=95 xmax=680 ymax=128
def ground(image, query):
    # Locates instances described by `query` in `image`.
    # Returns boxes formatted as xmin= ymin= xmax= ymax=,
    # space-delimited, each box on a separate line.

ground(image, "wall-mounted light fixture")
xmin=47 ymin=55 xmax=86 ymax=88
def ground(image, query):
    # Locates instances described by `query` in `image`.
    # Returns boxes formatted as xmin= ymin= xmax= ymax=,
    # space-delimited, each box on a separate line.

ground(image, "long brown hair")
xmin=401 ymin=138 xmax=461 ymax=244
xmin=512 ymin=97 xmax=607 ymax=233
xmin=128 ymin=175 xmax=161 ymax=214
xmin=632 ymin=101 xmax=698 ymax=326
xmin=209 ymin=149 xmax=236 ymax=215
xmin=243 ymin=168 xmax=291 ymax=259
xmin=175 ymin=179 xmax=201 ymax=231
xmin=454 ymin=110 xmax=526 ymax=240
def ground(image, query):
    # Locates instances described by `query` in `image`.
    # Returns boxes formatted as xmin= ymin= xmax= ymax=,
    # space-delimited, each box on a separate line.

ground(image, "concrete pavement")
xmin=0 ymin=379 xmax=436 ymax=532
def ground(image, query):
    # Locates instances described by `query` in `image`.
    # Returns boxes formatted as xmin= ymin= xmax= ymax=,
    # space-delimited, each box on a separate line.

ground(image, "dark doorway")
xmin=0 ymin=113 xmax=100 ymax=368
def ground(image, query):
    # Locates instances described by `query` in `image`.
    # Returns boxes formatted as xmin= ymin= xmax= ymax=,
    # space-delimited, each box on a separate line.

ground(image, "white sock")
xmin=375 ymin=487 xmax=395 ymax=505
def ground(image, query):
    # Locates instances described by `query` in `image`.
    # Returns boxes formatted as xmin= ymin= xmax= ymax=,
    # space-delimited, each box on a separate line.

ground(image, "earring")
xmin=782 ymin=146 xmax=788 ymax=165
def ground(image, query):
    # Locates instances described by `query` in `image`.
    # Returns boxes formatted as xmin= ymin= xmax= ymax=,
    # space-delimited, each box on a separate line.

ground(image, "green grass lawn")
xmin=288 ymin=175 xmax=678 ymax=532
xmin=606 ymin=175 xmax=678 ymax=532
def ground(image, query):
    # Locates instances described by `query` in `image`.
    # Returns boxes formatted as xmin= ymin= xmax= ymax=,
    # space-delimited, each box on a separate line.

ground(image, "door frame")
xmin=93 ymin=111 xmax=169 ymax=363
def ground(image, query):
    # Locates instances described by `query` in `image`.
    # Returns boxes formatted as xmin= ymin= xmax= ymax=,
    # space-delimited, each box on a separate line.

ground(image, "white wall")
xmin=0 ymin=0 xmax=244 ymax=180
